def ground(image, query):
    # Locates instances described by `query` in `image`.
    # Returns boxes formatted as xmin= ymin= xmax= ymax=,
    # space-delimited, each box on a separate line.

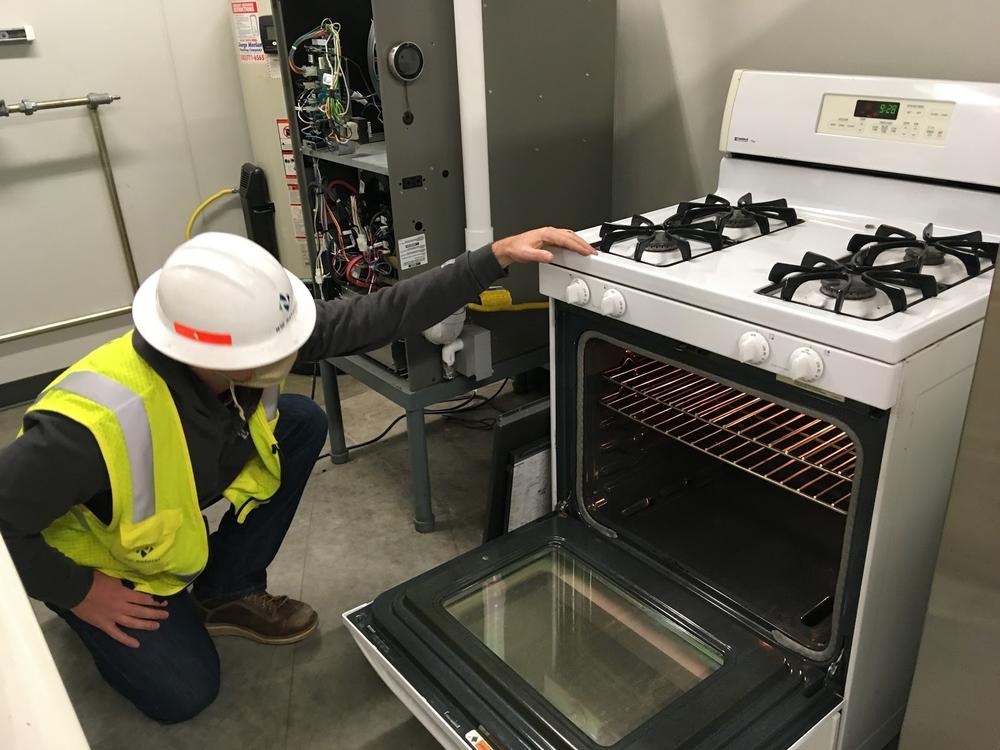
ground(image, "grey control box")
xmin=453 ymin=325 xmax=493 ymax=382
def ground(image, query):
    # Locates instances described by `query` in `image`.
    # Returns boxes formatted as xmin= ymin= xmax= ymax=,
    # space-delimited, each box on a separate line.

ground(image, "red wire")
xmin=326 ymin=179 xmax=359 ymax=195
xmin=345 ymin=256 xmax=372 ymax=288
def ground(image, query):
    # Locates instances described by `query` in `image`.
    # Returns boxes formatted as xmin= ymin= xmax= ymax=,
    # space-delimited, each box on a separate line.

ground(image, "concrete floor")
xmin=1 ymin=372 xmax=512 ymax=750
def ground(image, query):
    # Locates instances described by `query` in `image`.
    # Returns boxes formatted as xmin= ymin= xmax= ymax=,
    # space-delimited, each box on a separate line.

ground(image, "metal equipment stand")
xmin=322 ymin=349 xmax=547 ymax=532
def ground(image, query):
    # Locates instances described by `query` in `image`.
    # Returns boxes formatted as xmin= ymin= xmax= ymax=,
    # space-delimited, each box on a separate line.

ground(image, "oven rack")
xmin=601 ymin=357 xmax=856 ymax=514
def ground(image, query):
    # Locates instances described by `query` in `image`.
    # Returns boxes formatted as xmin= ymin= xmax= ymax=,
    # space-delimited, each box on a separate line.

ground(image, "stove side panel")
xmin=839 ymin=323 xmax=983 ymax=750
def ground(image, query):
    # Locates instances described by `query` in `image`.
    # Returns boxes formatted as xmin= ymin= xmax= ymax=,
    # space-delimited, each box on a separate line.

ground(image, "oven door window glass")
xmin=444 ymin=546 xmax=722 ymax=746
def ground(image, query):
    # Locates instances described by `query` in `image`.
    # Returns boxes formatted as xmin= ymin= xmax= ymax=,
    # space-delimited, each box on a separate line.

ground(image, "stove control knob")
xmin=738 ymin=331 xmax=770 ymax=365
xmin=788 ymin=347 xmax=825 ymax=382
xmin=600 ymin=289 xmax=627 ymax=318
xmin=566 ymin=278 xmax=591 ymax=306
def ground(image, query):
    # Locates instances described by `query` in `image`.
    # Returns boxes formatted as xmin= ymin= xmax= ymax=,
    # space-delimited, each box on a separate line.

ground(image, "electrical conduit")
xmin=452 ymin=0 xmax=493 ymax=251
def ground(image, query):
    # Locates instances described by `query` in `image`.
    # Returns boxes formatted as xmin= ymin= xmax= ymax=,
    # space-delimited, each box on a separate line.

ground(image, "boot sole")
xmin=204 ymin=618 xmax=319 ymax=645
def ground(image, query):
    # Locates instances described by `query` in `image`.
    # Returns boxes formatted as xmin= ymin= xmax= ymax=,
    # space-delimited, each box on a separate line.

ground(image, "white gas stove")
xmin=533 ymin=70 xmax=1000 ymax=750
xmin=541 ymin=71 xmax=1000 ymax=411
xmin=347 ymin=72 xmax=1000 ymax=750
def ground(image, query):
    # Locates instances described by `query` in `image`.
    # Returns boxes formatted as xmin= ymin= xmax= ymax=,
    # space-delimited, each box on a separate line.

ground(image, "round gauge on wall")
xmin=387 ymin=42 xmax=424 ymax=83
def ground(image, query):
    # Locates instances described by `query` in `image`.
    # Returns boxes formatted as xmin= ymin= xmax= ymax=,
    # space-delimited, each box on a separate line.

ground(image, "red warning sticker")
xmin=276 ymin=118 xmax=292 ymax=150
xmin=231 ymin=2 xmax=257 ymax=13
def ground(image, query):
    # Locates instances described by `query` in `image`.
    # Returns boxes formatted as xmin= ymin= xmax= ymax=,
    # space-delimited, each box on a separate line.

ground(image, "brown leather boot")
xmin=198 ymin=592 xmax=319 ymax=645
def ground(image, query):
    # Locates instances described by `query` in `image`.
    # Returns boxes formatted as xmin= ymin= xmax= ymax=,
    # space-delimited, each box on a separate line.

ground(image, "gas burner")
xmin=820 ymin=275 xmax=878 ymax=301
xmin=643 ymin=229 xmax=680 ymax=253
xmin=723 ymin=208 xmax=759 ymax=228
xmin=668 ymin=192 xmax=802 ymax=234
xmin=848 ymin=223 xmax=998 ymax=280
xmin=595 ymin=214 xmax=730 ymax=267
xmin=766 ymin=251 xmax=938 ymax=316
xmin=906 ymin=245 xmax=946 ymax=266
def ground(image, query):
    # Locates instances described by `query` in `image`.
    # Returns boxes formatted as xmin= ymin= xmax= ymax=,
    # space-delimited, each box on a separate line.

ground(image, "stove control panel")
xmin=738 ymin=331 xmax=771 ymax=365
xmin=566 ymin=278 xmax=591 ymax=306
xmin=600 ymin=289 xmax=627 ymax=318
xmin=788 ymin=347 xmax=825 ymax=383
xmin=816 ymin=94 xmax=954 ymax=144
xmin=539 ymin=265 xmax=905 ymax=409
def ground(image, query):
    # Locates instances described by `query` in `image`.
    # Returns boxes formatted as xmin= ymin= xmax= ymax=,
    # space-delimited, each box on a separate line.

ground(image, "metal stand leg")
xmin=320 ymin=361 xmax=350 ymax=465
xmin=406 ymin=408 xmax=435 ymax=533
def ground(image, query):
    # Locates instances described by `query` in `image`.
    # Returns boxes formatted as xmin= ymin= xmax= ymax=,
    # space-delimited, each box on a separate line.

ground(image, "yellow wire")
xmin=467 ymin=301 xmax=549 ymax=312
xmin=185 ymin=188 xmax=238 ymax=240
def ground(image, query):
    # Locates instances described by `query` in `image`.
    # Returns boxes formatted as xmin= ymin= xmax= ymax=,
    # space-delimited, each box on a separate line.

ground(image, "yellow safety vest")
xmin=21 ymin=332 xmax=282 ymax=597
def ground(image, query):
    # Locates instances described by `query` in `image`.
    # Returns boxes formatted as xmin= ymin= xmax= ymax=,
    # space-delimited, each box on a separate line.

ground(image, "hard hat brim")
xmin=131 ymin=269 xmax=318 ymax=370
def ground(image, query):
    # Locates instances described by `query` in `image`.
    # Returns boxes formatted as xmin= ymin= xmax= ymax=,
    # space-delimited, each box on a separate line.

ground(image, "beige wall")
xmin=0 ymin=0 xmax=253 ymax=387
xmin=613 ymin=0 xmax=1000 ymax=215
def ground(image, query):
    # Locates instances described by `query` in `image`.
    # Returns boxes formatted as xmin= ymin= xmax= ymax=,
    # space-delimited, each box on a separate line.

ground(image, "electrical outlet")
xmin=401 ymin=175 xmax=424 ymax=190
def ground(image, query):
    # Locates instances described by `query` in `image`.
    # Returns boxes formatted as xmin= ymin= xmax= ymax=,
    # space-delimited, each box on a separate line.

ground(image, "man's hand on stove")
xmin=492 ymin=227 xmax=596 ymax=269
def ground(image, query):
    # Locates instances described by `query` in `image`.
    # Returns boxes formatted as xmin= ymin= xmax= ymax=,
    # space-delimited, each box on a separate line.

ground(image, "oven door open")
xmin=345 ymin=514 xmax=842 ymax=750
xmin=344 ymin=302 xmax=887 ymax=749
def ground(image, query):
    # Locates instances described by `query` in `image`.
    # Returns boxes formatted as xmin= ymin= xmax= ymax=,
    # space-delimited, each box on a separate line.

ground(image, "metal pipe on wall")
xmin=86 ymin=103 xmax=139 ymax=291
xmin=0 ymin=307 xmax=132 ymax=346
xmin=452 ymin=0 xmax=494 ymax=252
xmin=0 ymin=92 xmax=139 ymax=291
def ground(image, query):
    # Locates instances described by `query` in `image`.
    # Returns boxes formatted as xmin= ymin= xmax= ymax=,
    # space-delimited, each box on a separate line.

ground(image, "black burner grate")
xmin=670 ymin=192 xmax=802 ymax=234
xmin=596 ymin=215 xmax=730 ymax=265
xmin=766 ymin=251 xmax=938 ymax=316
xmin=848 ymin=223 xmax=998 ymax=283
xmin=756 ymin=222 xmax=997 ymax=320
xmin=595 ymin=192 xmax=803 ymax=268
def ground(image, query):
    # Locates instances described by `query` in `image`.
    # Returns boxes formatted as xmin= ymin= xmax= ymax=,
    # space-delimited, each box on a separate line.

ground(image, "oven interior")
xmin=580 ymin=339 xmax=859 ymax=652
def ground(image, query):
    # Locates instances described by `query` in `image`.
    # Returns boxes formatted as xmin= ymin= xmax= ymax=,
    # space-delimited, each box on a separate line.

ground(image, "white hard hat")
xmin=132 ymin=232 xmax=316 ymax=370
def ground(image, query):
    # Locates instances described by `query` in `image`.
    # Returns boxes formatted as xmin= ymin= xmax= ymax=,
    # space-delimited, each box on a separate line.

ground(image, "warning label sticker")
xmin=397 ymin=233 xmax=429 ymax=271
xmin=282 ymin=151 xmax=297 ymax=178
xmin=276 ymin=119 xmax=292 ymax=151
xmin=286 ymin=179 xmax=301 ymax=206
xmin=464 ymin=730 xmax=494 ymax=750
xmin=267 ymin=53 xmax=283 ymax=79
xmin=231 ymin=2 xmax=265 ymax=63
xmin=290 ymin=204 xmax=306 ymax=239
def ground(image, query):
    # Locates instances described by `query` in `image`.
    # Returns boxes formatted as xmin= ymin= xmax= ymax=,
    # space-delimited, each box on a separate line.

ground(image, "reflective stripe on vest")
xmin=48 ymin=371 xmax=156 ymax=524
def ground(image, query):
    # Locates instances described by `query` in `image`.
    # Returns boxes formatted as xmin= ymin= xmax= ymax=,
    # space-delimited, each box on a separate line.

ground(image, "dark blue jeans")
xmin=51 ymin=394 xmax=328 ymax=723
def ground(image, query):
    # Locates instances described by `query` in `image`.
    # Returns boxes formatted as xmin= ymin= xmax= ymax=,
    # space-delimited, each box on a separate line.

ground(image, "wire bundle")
xmin=289 ymin=19 xmax=353 ymax=146
xmin=314 ymin=379 xmax=511 ymax=461
xmin=312 ymin=171 xmax=394 ymax=293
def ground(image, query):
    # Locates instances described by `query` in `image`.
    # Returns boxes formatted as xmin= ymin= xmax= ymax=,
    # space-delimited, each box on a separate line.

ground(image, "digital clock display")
xmin=854 ymin=99 xmax=900 ymax=120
